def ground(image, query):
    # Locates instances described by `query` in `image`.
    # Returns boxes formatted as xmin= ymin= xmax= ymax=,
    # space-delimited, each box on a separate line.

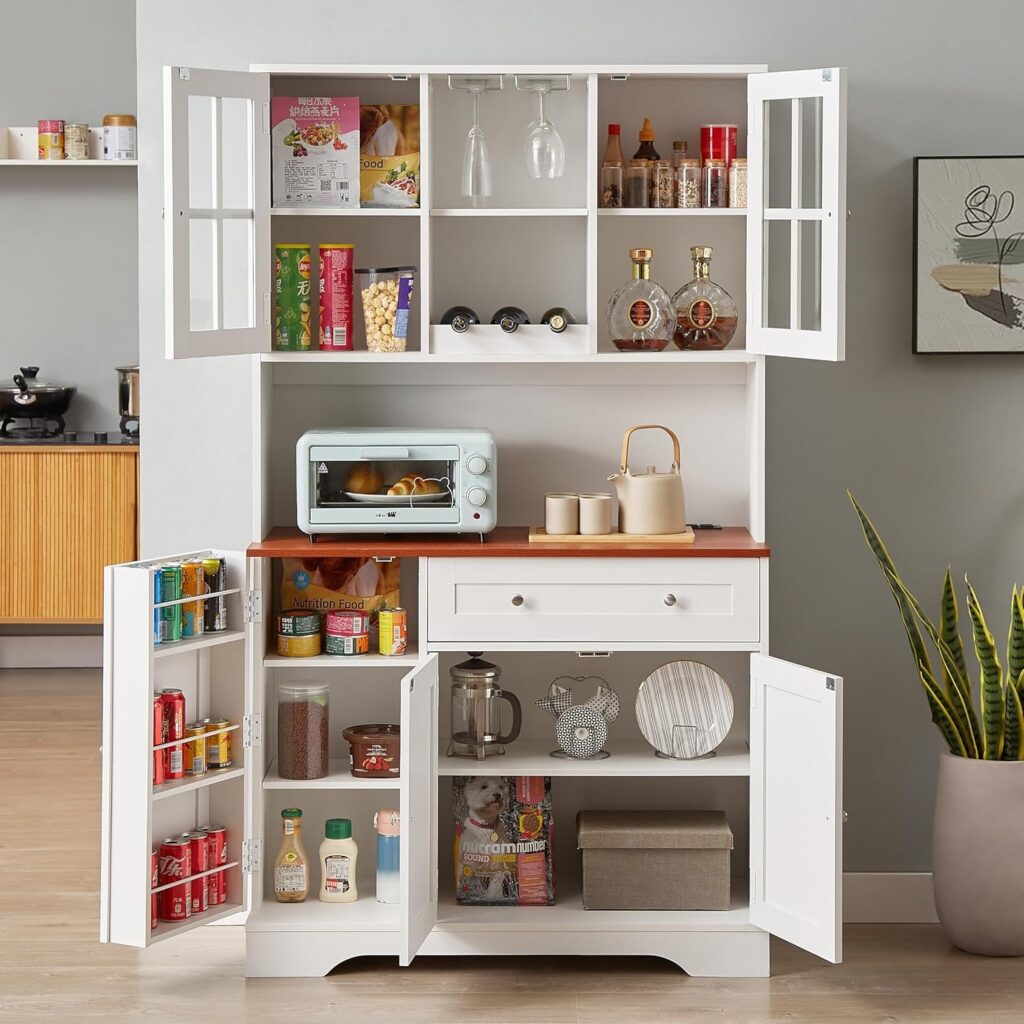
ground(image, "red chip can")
xmin=378 ymin=607 xmax=408 ymax=656
xmin=157 ymin=837 xmax=191 ymax=921
xmin=318 ymin=243 xmax=354 ymax=351
xmin=201 ymin=825 xmax=228 ymax=905
xmin=151 ymin=849 xmax=158 ymax=930
xmin=160 ymin=688 xmax=186 ymax=779
xmin=152 ymin=696 xmax=166 ymax=787
xmin=182 ymin=830 xmax=209 ymax=914
xmin=700 ymin=123 xmax=738 ymax=167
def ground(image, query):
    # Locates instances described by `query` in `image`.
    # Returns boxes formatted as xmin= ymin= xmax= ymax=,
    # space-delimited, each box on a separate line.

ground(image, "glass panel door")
xmin=165 ymin=67 xmax=270 ymax=358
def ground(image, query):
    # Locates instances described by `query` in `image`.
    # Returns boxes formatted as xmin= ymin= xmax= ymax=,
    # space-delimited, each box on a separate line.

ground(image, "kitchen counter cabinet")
xmin=0 ymin=446 xmax=138 ymax=623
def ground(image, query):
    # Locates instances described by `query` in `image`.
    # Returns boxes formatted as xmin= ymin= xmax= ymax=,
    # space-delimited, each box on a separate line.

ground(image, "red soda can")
xmin=200 ymin=825 xmax=228 ymax=905
xmin=152 ymin=696 xmax=166 ymax=787
xmin=151 ymin=849 xmax=158 ymax=930
xmin=182 ymin=830 xmax=209 ymax=914
xmin=160 ymin=688 xmax=186 ymax=779
xmin=700 ymin=123 xmax=738 ymax=167
xmin=157 ymin=836 xmax=191 ymax=921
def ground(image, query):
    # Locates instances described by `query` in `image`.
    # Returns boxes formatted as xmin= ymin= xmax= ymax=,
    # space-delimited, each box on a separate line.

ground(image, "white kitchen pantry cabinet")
xmin=102 ymin=63 xmax=848 ymax=979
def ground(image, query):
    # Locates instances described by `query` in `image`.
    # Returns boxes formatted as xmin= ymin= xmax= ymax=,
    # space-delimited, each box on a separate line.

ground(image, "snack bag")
xmin=359 ymin=104 xmax=420 ymax=208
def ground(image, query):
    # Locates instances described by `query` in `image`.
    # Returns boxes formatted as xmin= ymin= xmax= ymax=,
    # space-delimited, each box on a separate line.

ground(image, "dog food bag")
xmin=280 ymin=557 xmax=400 ymax=644
xmin=272 ymin=96 xmax=359 ymax=208
xmin=359 ymin=104 xmax=420 ymax=208
xmin=453 ymin=776 xmax=554 ymax=906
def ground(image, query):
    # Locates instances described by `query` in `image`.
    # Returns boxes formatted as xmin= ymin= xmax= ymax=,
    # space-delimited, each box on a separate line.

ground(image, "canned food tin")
xmin=157 ymin=837 xmax=191 ymax=921
xmin=37 ymin=120 xmax=64 ymax=160
xmin=151 ymin=849 xmax=158 ymax=930
xmin=206 ymin=720 xmax=232 ymax=770
xmin=276 ymin=632 xmax=322 ymax=658
xmin=102 ymin=113 xmax=136 ymax=160
xmin=157 ymin=564 xmax=182 ymax=643
xmin=152 ymin=696 xmax=166 ymax=786
xmin=318 ymin=243 xmax=355 ymax=351
xmin=64 ymin=123 xmax=90 ymax=160
xmin=378 ymin=607 xmax=408 ymax=656
xmin=183 ymin=722 xmax=207 ymax=777
xmin=182 ymin=831 xmax=209 ymax=914
xmin=325 ymin=631 xmax=370 ymax=656
xmin=274 ymin=244 xmax=312 ymax=350
xmin=202 ymin=557 xmax=227 ymax=633
xmin=200 ymin=825 xmax=228 ymax=905
xmin=277 ymin=609 xmax=321 ymax=636
xmin=160 ymin=689 xmax=186 ymax=780
xmin=325 ymin=609 xmax=370 ymax=636
xmin=180 ymin=560 xmax=206 ymax=639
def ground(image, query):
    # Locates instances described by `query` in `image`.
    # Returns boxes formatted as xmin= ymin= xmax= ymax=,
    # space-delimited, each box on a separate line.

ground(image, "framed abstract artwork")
xmin=914 ymin=156 xmax=1024 ymax=353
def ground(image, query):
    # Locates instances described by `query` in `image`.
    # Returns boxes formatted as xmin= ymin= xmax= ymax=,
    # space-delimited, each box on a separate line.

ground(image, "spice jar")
xmin=650 ymin=160 xmax=674 ymax=208
xmin=625 ymin=159 xmax=650 ymax=208
xmin=702 ymin=159 xmax=727 ymax=208
xmin=675 ymin=158 xmax=701 ymax=209
xmin=278 ymin=682 xmax=329 ymax=780
xmin=728 ymin=157 xmax=748 ymax=209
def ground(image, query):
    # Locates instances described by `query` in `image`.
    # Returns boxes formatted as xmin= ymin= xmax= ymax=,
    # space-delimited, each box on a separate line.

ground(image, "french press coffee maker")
xmin=447 ymin=653 xmax=522 ymax=759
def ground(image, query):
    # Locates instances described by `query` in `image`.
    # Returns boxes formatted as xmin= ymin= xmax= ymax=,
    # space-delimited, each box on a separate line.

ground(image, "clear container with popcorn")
xmin=357 ymin=266 xmax=416 ymax=352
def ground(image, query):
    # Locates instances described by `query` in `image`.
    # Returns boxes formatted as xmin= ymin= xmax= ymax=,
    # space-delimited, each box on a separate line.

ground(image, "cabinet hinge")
xmin=178 ymin=67 xmax=191 ymax=81
xmin=244 ymin=589 xmax=263 ymax=624
xmin=433 ymin=866 xmax=439 ymax=903
xmin=826 ymin=677 xmax=836 ymax=691
xmin=242 ymin=837 xmax=262 ymax=874
xmin=263 ymin=292 xmax=271 ymax=325
xmin=821 ymin=68 xmax=833 ymax=83
xmin=262 ymin=100 xmax=270 ymax=134
xmin=750 ymin=868 xmax=757 ymax=901
xmin=243 ymin=713 xmax=263 ymax=749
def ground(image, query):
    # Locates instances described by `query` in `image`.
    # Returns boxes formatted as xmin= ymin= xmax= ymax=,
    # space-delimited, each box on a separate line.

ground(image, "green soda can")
xmin=158 ymin=564 xmax=183 ymax=643
xmin=275 ymin=244 xmax=313 ymax=350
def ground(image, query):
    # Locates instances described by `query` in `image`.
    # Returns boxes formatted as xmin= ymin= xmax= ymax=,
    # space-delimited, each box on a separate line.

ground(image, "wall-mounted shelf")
xmin=0 ymin=126 xmax=137 ymax=167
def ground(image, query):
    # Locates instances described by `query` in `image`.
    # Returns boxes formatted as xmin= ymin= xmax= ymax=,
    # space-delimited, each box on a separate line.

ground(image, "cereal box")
xmin=359 ymin=104 xmax=420 ymax=209
xmin=272 ymin=96 xmax=359 ymax=208
xmin=453 ymin=776 xmax=555 ymax=906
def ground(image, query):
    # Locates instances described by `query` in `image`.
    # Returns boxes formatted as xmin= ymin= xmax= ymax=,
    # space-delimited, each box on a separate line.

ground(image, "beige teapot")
xmin=608 ymin=424 xmax=686 ymax=535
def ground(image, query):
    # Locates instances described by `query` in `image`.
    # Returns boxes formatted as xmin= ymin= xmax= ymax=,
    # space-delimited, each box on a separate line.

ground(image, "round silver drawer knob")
xmin=511 ymin=594 xmax=525 ymax=607
xmin=664 ymin=594 xmax=677 ymax=606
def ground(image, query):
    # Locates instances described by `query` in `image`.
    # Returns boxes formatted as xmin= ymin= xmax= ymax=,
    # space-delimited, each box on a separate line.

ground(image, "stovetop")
xmin=0 ymin=428 xmax=139 ymax=447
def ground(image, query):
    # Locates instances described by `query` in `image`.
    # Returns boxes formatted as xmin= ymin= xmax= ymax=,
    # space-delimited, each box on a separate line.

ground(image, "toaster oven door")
xmin=307 ymin=444 xmax=461 ymax=526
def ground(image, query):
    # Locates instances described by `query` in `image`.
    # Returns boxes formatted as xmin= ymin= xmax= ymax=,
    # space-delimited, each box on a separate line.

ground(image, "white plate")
xmin=344 ymin=490 xmax=450 ymax=505
xmin=635 ymin=661 xmax=734 ymax=759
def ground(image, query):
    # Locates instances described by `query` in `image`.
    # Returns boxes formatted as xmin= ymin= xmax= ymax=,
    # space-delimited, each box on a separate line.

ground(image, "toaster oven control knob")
xmin=465 ymin=453 xmax=488 ymax=476
xmin=467 ymin=486 xmax=488 ymax=507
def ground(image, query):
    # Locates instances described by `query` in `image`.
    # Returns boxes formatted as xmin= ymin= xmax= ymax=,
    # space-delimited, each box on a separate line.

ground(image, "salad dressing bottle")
xmin=320 ymin=818 xmax=359 ymax=903
xmin=273 ymin=808 xmax=309 ymax=903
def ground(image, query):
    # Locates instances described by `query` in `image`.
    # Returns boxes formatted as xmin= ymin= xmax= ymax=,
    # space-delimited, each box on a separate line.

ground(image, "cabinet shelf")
xmin=264 ymin=651 xmax=420 ymax=669
xmin=152 ymin=629 xmax=246 ymax=658
xmin=260 ymin=349 xmax=759 ymax=364
xmin=151 ymin=902 xmax=245 ymax=943
xmin=263 ymin=758 xmax=400 ymax=790
xmin=597 ymin=208 xmax=747 ymax=217
xmin=0 ymin=158 xmax=137 ymax=167
xmin=270 ymin=206 xmax=419 ymax=217
xmin=246 ymin=893 xmax=399 ymax=932
xmin=430 ymin=207 xmax=588 ymax=217
xmin=438 ymin=737 xmax=750 ymax=777
xmin=152 ymin=766 xmax=245 ymax=800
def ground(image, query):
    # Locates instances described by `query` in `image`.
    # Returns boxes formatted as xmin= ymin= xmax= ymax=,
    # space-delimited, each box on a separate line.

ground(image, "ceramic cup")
xmin=545 ymin=493 xmax=579 ymax=536
xmin=579 ymin=492 xmax=613 ymax=535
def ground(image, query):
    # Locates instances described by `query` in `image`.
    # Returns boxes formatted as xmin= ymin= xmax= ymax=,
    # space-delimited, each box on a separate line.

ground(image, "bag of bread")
xmin=281 ymin=557 xmax=400 ymax=640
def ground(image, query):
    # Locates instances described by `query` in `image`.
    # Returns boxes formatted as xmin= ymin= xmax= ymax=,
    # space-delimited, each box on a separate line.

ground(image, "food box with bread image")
xmin=359 ymin=104 xmax=420 ymax=208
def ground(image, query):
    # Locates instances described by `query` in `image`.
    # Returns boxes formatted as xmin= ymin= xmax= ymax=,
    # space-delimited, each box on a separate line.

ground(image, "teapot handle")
xmin=620 ymin=424 xmax=681 ymax=473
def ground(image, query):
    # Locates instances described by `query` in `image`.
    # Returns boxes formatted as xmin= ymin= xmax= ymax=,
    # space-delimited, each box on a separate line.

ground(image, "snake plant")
xmin=850 ymin=493 xmax=1024 ymax=760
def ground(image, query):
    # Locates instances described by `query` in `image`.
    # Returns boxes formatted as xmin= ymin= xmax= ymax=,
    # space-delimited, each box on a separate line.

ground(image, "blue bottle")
xmin=374 ymin=809 xmax=400 ymax=904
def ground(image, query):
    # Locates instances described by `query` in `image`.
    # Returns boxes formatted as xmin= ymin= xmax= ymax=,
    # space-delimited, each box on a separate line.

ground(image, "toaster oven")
xmin=296 ymin=428 xmax=497 ymax=535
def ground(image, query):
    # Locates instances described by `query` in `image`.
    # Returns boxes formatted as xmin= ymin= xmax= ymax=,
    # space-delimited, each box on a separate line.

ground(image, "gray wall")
xmin=136 ymin=0 xmax=1024 ymax=874
xmin=0 ymin=0 xmax=137 ymax=431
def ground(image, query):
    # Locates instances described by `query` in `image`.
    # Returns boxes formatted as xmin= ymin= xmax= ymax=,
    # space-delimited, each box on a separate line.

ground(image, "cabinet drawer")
xmin=426 ymin=558 xmax=761 ymax=648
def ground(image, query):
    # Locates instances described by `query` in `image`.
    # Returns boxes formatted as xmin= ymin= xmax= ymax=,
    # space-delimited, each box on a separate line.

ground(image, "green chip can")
xmin=275 ymin=244 xmax=313 ymax=350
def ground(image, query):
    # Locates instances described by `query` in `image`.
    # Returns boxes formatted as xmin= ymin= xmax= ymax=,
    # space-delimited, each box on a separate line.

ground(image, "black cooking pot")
xmin=0 ymin=367 xmax=77 ymax=419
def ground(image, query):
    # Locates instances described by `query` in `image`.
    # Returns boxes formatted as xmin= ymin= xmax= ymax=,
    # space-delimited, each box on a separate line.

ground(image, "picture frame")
xmin=913 ymin=155 xmax=1024 ymax=354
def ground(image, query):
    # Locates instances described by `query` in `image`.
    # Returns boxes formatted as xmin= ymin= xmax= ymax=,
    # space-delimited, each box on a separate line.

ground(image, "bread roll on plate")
xmin=345 ymin=464 xmax=384 ymax=495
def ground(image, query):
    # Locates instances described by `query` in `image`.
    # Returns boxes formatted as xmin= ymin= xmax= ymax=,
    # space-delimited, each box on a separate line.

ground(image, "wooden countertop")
xmin=0 ymin=444 xmax=138 ymax=453
xmin=249 ymin=526 xmax=769 ymax=558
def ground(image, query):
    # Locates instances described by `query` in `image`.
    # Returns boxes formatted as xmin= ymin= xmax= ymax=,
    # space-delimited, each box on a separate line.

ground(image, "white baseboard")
xmin=0 ymin=635 xmax=103 ymax=669
xmin=843 ymin=872 xmax=938 ymax=923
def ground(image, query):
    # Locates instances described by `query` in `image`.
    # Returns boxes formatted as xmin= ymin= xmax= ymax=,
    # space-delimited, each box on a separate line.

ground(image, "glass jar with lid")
xmin=702 ymin=159 xmax=727 ymax=208
xmin=728 ymin=157 xmax=748 ymax=208
xmin=676 ymin=158 xmax=701 ymax=208
xmin=649 ymin=160 xmax=674 ymax=208
xmin=277 ymin=681 xmax=329 ymax=780
xmin=625 ymin=159 xmax=650 ymax=208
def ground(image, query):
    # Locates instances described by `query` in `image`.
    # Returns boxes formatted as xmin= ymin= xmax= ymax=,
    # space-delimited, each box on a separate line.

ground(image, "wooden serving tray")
xmin=528 ymin=526 xmax=695 ymax=544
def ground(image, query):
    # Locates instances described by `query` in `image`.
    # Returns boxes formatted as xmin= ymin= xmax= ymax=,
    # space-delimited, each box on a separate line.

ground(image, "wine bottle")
xmin=491 ymin=306 xmax=530 ymax=334
xmin=540 ymin=307 xmax=576 ymax=333
xmin=439 ymin=305 xmax=480 ymax=333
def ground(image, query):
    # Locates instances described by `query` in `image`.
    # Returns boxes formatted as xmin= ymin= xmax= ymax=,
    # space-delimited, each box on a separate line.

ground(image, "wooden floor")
xmin=2 ymin=669 xmax=1022 ymax=1023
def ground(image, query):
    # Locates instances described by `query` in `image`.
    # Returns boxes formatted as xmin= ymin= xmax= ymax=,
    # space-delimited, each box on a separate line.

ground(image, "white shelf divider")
xmin=597 ymin=207 xmax=747 ymax=217
xmin=152 ymin=629 xmax=246 ymax=659
xmin=270 ymin=206 xmax=420 ymax=216
xmin=264 ymin=650 xmax=420 ymax=668
xmin=429 ymin=207 xmax=588 ymax=217
xmin=246 ymin=892 xmax=398 ymax=933
xmin=152 ymin=766 xmax=245 ymax=801
xmin=263 ymin=758 xmax=401 ymax=790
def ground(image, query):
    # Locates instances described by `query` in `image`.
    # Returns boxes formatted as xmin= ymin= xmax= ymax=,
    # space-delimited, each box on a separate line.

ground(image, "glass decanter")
xmin=605 ymin=247 xmax=675 ymax=352
xmin=672 ymin=245 xmax=738 ymax=350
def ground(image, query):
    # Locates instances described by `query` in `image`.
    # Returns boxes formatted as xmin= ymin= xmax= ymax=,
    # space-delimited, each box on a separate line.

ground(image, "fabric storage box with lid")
xmin=576 ymin=809 xmax=732 ymax=911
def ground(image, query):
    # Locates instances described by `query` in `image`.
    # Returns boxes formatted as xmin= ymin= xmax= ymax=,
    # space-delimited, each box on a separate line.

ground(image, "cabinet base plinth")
xmin=245 ymin=930 xmax=399 ymax=978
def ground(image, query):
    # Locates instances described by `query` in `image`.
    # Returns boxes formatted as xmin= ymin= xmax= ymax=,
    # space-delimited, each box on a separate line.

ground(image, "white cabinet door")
xmin=400 ymin=655 xmax=439 ymax=965
xmin=747 ymin=68 xmax=847 ymax=361
xmin=100 ymin=550 xmax=252 ymax=947
xmin=164 ymin=67 xmax=271 ymax=358
xmin=749 ymin=653 xmax=843 ymax=963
